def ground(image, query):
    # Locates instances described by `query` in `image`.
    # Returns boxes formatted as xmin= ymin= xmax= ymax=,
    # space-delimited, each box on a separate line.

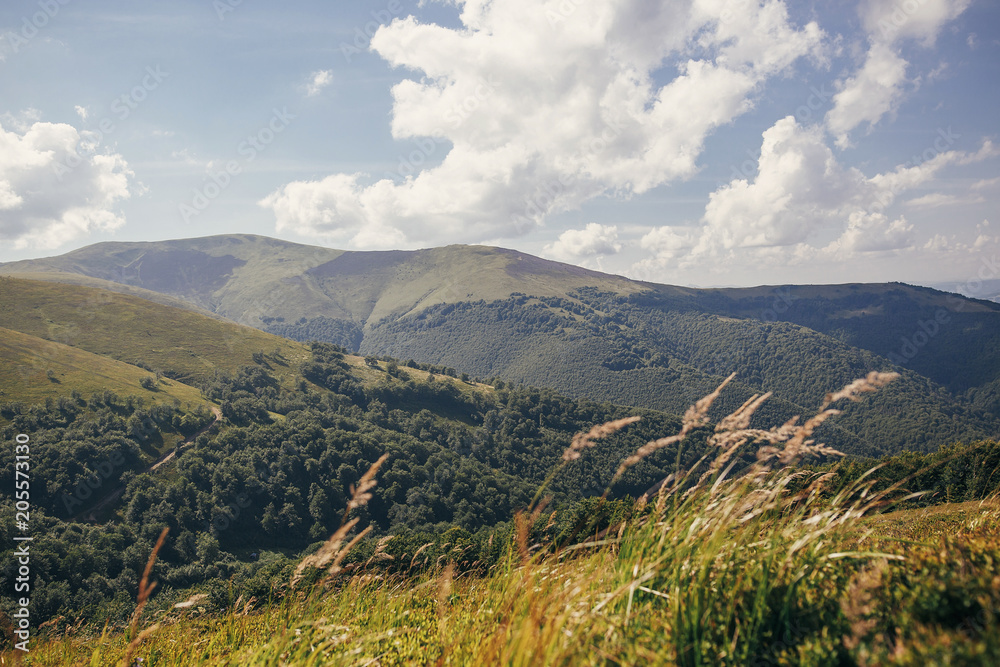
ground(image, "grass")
xmin=12 ymin=373 xmax=1000 ymax=666
xmin=0 ymin=277 xmax=310 ymax=387
xmin=0 ymin=326 xmax=210 ymax=411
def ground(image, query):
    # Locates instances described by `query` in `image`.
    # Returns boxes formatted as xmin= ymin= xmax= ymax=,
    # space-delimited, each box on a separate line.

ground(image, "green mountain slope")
xmin=0 ymin=326 xmax=208 ymax=409
xmin=0 ymin=278 xmax=731 ymax=628
xmin=362 ymin=292 xmax=999 ymax=453
xmin=0 ymin=276 xmax=310 ymax=385
xmin=1 ymin=253 xmax=997 ymax=635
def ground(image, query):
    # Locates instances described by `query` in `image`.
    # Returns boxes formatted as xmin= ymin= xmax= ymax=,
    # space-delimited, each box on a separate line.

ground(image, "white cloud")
xmin=825 ymin=42 xmax=908 ymax=148
xmin=74 ymin=105 xmax=88 ymax=121
xmin=637 ymin=116 xmax=997 ymax=274
xmin=543 ymin=223 xmax=621 ymax=262
xmin=827 ymin=211 xmax=914 ymax=253
xmin=0 ymin=119 xmax=134 ymax=250
xmin=972 ymin=176 xmax=1000 ymax=191
xmin=637 ymin=226 xmax=699 ymax=265
xmin=825 ymin=0 xmax=971 ymax=147
xmin=261 ymin=0 xmax=824 ymax=248
xmin=306 ymin=70 xmax=333 ymax=97
xmin=698 ymin=117 xmax=870 ymax=252
xmin=861 ymin=0 xmax=971 ymax=46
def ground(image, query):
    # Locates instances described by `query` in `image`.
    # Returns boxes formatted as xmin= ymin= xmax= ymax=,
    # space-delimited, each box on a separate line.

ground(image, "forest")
xmin=0 ymin=343 xmax=699 ymax=626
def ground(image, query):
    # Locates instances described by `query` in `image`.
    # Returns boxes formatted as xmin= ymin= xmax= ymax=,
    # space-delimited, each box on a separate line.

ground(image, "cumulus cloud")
xmin=306 ymin=70 xmax=333 ymax=97
xmin=543 ymin=223 xmax=621 ymax=263
xmin=860 ymin=0 xmax=971 ymax=46
xmin=825 ymin=0 xmax=970 ymax=147
xmin=637 ymin=116 xmax=997 ymax=273
xmin=0 ymin=119 xmax=134 ymax=250
xmin=261 ymin=0 xmax=824 ymax=248
xmin=698 ymin=118 xmax=870 ymax=252
xmin=825 ymin=42 xmax=908 ymax=148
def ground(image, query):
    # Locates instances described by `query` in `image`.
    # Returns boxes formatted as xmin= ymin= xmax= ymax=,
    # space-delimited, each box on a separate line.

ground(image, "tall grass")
xmin=19 ymin=372 xmax=1000 ymax=666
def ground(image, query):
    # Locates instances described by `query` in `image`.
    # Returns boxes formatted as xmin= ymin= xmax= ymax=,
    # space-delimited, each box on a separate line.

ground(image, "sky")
xmin=0 ymin=0 xmax=998 ymax=289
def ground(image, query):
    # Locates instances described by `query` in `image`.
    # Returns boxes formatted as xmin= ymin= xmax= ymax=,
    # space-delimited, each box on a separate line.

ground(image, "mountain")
xmin=4 ymin=235 xmax=1000 ymax=453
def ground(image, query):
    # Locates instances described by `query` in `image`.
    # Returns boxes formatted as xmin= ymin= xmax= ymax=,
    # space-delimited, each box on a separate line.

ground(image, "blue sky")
xmin=0 ymin=0 xmax=997 ymax=288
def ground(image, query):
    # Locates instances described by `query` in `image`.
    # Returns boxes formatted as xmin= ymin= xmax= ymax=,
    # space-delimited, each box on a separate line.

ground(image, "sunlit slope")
xmin=0 ymin=276 xmax=310 ymax=385
xmin=0 ymin=234 xmax=643 ymax=328
xmin=0 ymin=326 xmax=209 ymax=409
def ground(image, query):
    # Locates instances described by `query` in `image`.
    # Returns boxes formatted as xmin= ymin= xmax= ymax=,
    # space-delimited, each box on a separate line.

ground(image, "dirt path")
xmin=79 ymin=406 xmax=222 ymax=522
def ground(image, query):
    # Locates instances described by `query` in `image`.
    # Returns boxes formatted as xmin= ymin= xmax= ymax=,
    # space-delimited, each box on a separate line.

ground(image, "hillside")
xmin=1 ymin=254 xmax=998 ymax=661
xmin=0 ymin=276 xmax=310 ymax=386
xmin=4 ymin=236 xmax=1000 ymax=453
xmin=0 ymin=326 xmax=208 ymax=410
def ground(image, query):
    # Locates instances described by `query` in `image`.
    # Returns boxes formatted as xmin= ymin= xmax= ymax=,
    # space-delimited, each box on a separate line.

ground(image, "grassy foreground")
xmin=12 ymin=374 xmax=1000 ymax=666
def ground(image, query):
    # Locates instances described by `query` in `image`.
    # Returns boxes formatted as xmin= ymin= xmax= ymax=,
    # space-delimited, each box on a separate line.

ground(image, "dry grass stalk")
xmin=364 ymin=535 xmax=396 ymax=569
xmin=823 ymin=371 xmax=899 ymax=410
xmin=121 ymin=526 xmax=168 ymax=667
xmin=409 ymin=542 xmax=434 ymax=571
xmin=563 ymin=416 xmax=642 ymax=462
xmin=290 ymin=518 xmax=360 ymax=587
xmin=343 ymin=453 xmax=390 ymax=521
xmin=437 ymin=562 xmax=454 ymax=619
xmin=321 ymin=526 xmax=374 ymax=586
xmin=292 ymin=453 xmax=389 ymax=588
xmin=619 ymin=371 xmax=901 ymax=508
xmin=613 ymin=373 xmax=736 ymax=483
xmin=515 ymin=502 xmax=549 ymax=564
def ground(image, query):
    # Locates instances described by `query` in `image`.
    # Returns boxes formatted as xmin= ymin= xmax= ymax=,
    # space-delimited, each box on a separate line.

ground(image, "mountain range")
xmin=3 ymin=233 xmax=1000 ymax=455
